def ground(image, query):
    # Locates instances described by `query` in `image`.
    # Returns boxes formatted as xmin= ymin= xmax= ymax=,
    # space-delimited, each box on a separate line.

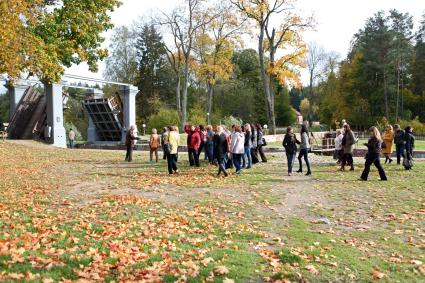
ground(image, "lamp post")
xmin=142 ymin=124 xmax=146 ymax=136
xmin=263 ymin=124 xmax=268 ymax=135
xmin=207 ymin=112 xmax=210 ymax=125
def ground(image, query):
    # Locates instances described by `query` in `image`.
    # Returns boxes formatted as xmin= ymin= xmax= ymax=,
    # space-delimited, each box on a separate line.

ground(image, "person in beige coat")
xmin=382 ymin=125 xmax=394 ymax=164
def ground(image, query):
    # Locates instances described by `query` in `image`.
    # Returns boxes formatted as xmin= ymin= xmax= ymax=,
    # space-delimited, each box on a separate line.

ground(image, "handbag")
xmin=164 ymin=143 xmax=173 ymax=155
xmin=403 ymin=157 xmax=413 ymax=169
xmin=262 ymin=137 xmax=267 ymax=146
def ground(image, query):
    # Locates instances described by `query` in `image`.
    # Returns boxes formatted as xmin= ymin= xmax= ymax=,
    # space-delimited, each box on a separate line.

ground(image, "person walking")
xmin=256 ymin=124 xmax=267 ymax=162
xmin=360 ymin=126 xmax=387 ymax=181
xmin=340 ymin=124 xmax=356 ymax=171
xmin=149 ymin=128 xmax=161 ymax=163
xmin=242 ymin=124 xmax=253 ymax=169
xmin=297 ymin=124 xmax=312 ymax=175
xmin=250 ymin=123 xmax=259 ymax=164
xmin=187 ymin=125 xmax=201 ymax=167
xmin=404 ymin=126 xmax=415 ymax=170
xmin=165 ymin=126 xmax=180 ymax=174
xmin=68 ymin=128 xmax=75 ymax=149
xmin=230 ymin=125 xmax=245 ymax=174
xmin=334 ymin=130 xmax=343 ymax=163
xmin=393 ymin=124 xmax=406 ymax=165
xmin=382 ymin=125 xmax=394 ymax=164
xmin=282 ymin=127 xmax=300 ymax=176
xmin=161 ymin=127 xmax=168 ymax=160
xmin=125 ymin=125 xmax=138 ymax=162
xmin=205 ymin=125 xmax=215 ymax=163
xmin=215 ymin=126 xmax=229 ymax=177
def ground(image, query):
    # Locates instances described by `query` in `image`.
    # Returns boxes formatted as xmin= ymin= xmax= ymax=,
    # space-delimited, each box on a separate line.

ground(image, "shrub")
xmin=399 ymin=117 xmax=425 ymax=135
xmin=147 ymin=108 xmax=180 ymax=133
xmin=221 ymin=115 xmax=243 ymax=128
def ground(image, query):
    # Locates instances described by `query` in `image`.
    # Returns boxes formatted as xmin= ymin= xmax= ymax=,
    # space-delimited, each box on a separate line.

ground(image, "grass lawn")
xmin=0 ymin=140 xmax=424 ymax=282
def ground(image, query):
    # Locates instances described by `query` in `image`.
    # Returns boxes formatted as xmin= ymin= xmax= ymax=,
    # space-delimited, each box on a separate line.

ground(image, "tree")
xmin=194 ymin=1 xmax=243 ymax=124
xmin=232 ymin=0 xmax=312 ymax=134
xmin=134 ymin=24 xmax=175 ymax=120
xmin=0 ymin=0 xmax=121 ymax=82
xmin=160 ymin=0 xmax=216 ymax=130
xmin=411 ymin=14 xmax=425 ymax=121
xmin=104 ymin=26 xmax=138 ymax=84
xmin=305 ymin=42 xmax=326 ymax=121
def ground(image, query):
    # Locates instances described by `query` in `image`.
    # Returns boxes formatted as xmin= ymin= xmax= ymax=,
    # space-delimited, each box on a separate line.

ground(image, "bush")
xmin=147 ymin=108 xmax=180 ymax=134
xmin=399 ymin=117 xmax=425 ymax=135
xmin=221 ymin=115 xmax=243 ymax=128
xmin=188 ymin=106 xmax=207 ymax=126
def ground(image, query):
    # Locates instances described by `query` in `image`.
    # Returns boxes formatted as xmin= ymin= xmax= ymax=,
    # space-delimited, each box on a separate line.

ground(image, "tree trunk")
xmin=309 ymin=70 xmax=314 ymax=123
xmin=395 ymin=62 xmax=400 ymax=122
xmin=207 ymin=83 xmax=213 ymax=125
xmin=383 ymin=67 xmax=390 ymax=121
xmin=176 ymin=75 xmax=182 ymax=122
xmin=180 ymin=63 xmax=189 ymax=131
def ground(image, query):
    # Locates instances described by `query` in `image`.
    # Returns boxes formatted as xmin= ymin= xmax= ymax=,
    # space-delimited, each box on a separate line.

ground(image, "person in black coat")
xmin=404 ymin=126 xmax=415 ymax=170
xmin=216 ymin=126 xmax=229 ymax=177
xmin=256 ymin=124 xmax=267 ymax=162
xmin=125 ymin=125 xmax=138 ymax=162
xmin=282 ymin=127 xmax=300 ymax=176
xmin=360 ymin=127 xmax=387 ymax=181
xmin=393 ymin=124 xmax=406 ymax=165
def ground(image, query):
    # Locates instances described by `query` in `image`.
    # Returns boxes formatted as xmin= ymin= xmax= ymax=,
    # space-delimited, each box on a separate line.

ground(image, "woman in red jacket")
xmin=186 ymin=124 xmax=201 ymax=167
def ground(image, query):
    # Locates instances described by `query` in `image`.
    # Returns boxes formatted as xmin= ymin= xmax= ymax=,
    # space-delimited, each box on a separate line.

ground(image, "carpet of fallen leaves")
xmin=1 ymin=141 xmax=425 ymax=282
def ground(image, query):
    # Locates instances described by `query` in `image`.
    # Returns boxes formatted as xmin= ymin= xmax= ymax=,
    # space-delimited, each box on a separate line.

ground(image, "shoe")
xmin=350 ymin=167 xmax=355 ymax=171
xmin=358 ymin=178 xmax=367 ymax=181
xmin=389 ymin=159 xmax=393 ymax=164
xmin=174 ymin=170 xmax=179 ymax=174
xmin=288 ymin=173 xmax=292 ymax=176
xmin=339 ymin=168 xmax=345 ymax=171
xmin=224 ymin=172 xmax=228 ymax=177
xmin=236 ymin=170 xmax=241 ymax=174
xmin=246 ymin=166 xmax=252 ymax=169
xmin=296 ymin=169 xmax=302 ymax=173
xmin=380 ymin=178 xmax=387 ymax=181
xmin=306 ymin=171 xmax=311 ymax=176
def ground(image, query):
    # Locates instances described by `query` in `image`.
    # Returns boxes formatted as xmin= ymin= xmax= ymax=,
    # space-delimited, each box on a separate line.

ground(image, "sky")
xmin=54 ymin=0 xmax=425 ymax=85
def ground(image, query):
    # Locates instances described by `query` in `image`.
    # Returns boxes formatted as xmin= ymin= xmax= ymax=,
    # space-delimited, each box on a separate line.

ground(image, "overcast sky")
xmin=65 ymin=0 xmax=425 ymax=84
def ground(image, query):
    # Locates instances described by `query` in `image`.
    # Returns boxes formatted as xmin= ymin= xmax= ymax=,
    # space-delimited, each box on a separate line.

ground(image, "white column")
xmin=121 ymin=85 xmax=139 ymax=142
xmin=86 ymin=89 xmax=102 ymax=143
xmin=45 ymin=83 xmax=66 ymax=148
xmin=8 ymin=80 xmax=28 ymax=120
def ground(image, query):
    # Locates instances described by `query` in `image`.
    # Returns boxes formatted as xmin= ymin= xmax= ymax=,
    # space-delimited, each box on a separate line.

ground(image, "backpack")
xmin=403 ymin=157 xmax=413 ymax=169
xmin=150 ymin=135 xmax=160 ymax=149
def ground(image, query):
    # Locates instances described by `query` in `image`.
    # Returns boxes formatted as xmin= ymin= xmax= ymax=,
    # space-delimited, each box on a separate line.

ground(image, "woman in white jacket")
xmin=230 ymin=125 xmax=245 ymax=174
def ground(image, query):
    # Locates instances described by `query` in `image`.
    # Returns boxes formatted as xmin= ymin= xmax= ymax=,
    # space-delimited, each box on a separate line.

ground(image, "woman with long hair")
xmin=165 ymin=126 xmax=180 ymax=174
xmin=282 ymin=127 xmax=300 ymax=176
xmin=360 ymin=126 xmax=387 ymax=181
xmin=297 ymin=124 xmax=311 ymax=175
xmin=230 ymin=125 xmax=245 ymax=174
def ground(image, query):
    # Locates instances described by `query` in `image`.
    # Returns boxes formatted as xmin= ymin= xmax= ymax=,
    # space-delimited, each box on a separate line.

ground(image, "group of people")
xmin=124 ymin=120 xmax=416 ymax=181
xmin=145 ymin=123 xmax=268 ymax=176
xmin=331 ymin=123 xmax=415 ymax=181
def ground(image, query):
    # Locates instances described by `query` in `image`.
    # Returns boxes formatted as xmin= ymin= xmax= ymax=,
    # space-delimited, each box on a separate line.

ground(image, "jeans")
xmin=298 ymin=148 xmax=311 ymax=172
xmin=167 ymin=154 xmax=177 ymax=174
xmin=341 ymin=153 xmax=354 ymax=169
xmin=286 ymin=152 xmax=296 ymax=173
xmin=206 ymin=142 xmax=214 ymax=162
xmin=188 ymin=148 xmax=200 ymax=166
xmin=232 ymin=153 xmax=243 ymax=172
xmin=69 ymin=139 xmax=74 ymax=148
xmin=243 ymin=147 xmax=252 ymax=168
xmin=361 ymin=153 xmax=387 ymax=181
xmin=396 ymin=144 xmax=405 ymax=164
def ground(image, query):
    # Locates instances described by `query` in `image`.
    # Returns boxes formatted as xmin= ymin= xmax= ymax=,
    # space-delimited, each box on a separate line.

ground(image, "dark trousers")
xmin=396 ymin=144 xmax=405 ymax=165
xmin=258 ymin=145 xmax=267 ymax=162
xmin=162 ymin=146 xmax=167 ymax=160
xmin=251 ymin=147 xmax=259 ymax=164
xmin=232 ymin=153 xmax=243 ymax=172
xmin=298 ymin=148 xmax=311 ymax=172
xmin=198 ymin=142 xmax=207 ymax=160
xmin=125 ymin=146 xmax=133 ymax=162
xmin=69 ymin=139 xmax=74 ymax=148
xmin=217 ymin=157 xmax=228 ymax=176
xmin=167 ymin=154 xmax=177 ymax=174
xmin=341 ymin=153 xmax=354 ymax=169
xmin=361 ymin=153 xmax=387 ymax=181
xmin=206 ymin=142 xmax=214 ymax=162
xmin=286 ymin=152 xmax=296 ymax=173
xmin=188 ymin=148 xmax=200 ymax=167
